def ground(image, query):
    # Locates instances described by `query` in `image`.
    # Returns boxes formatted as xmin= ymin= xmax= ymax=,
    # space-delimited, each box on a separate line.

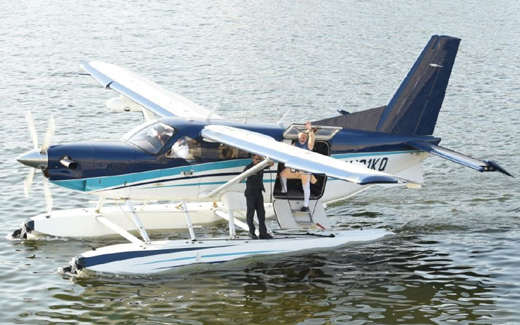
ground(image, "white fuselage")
xmin=74 ymin=151 xmax=428 ymax=203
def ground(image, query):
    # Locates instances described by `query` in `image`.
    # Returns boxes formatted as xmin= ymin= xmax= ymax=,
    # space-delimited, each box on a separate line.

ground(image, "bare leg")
xmin=280 ymin=168 xmax=302 ymax=193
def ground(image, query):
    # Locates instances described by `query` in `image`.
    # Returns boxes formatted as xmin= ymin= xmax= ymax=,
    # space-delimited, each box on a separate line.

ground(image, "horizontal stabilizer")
xmin=408 ymin=141 xmax=513 ymax=177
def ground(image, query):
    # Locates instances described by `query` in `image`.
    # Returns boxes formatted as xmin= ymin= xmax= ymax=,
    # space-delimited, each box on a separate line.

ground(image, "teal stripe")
xmin=53 ymin=159 xmax=251 ymax=192
xmin=53 ymin=151 xmax=417 ymax=192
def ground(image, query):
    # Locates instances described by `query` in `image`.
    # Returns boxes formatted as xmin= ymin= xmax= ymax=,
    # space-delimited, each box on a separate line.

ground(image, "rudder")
xmin=376 ymin=35 xmax=461 ymax=136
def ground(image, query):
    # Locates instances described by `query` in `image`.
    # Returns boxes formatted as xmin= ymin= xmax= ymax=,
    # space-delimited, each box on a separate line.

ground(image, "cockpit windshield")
xmin=125 ymin=122 xmax=175 ymax=154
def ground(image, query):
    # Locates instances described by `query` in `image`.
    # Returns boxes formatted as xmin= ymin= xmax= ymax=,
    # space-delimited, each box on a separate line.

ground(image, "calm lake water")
xmin=1 ymin=0 xmax=520 ymax=324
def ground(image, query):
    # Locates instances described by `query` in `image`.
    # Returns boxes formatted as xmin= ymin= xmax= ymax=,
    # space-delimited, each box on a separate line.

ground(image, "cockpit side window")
xmin=164 ymin=137 xmax=248 ymax=162
xmin=166 ymin=136 xmax=201 ymax=160
xmin=126 ymin=122 xmax=175 ymax=154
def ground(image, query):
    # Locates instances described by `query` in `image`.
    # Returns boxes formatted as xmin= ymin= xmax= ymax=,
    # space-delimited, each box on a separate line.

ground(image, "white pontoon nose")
xmin=17 ymin=149 xmax=48 ymax=169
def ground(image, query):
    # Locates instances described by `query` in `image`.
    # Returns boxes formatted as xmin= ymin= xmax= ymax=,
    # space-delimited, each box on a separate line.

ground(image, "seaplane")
xmin=12 ymin=35 xmax=512 ymax=275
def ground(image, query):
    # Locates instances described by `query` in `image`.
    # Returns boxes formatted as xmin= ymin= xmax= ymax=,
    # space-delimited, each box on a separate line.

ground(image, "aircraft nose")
xmin=17 ymin=149 xmax=48 ymax=169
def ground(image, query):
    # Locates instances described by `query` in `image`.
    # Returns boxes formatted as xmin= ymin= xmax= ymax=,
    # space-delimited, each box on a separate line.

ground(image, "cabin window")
xmin=166 ymin=136 xmax=201 ymax=160
xmin=218 ymin=144 xmax=236 ymax=159
xmin=218 ymin=144 xmax=249 ymax=160
xmin=126 ymin=122 xmax=175 ymax=154
xmin=165 ymin=138 xmax=247 ymax=161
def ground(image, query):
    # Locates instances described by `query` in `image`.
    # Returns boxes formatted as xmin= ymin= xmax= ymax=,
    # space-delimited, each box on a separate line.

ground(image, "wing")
xmin=79 ymin=61 xmax=222 ymax=120
xmin=201 ymin=125 xmax=410 ymax=185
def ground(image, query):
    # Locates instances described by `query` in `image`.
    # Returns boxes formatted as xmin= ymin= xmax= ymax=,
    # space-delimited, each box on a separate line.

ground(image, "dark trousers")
xmin=246 ymin=192 xmax=267 ymax=236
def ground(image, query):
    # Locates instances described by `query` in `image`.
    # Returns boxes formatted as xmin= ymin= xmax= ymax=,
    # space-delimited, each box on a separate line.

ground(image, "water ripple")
xmin=1 ymin=0 xmax=520 ymax=323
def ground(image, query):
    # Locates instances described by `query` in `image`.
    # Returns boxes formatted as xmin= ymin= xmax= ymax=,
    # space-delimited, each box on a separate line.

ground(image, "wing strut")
xmin=202 ymin=158 xmax=272 ymax=198
xmin=125 ymin=200 xmax=151 ymax=244
xmin=96 ymin=216 xmax=144 ymax=245
xmin=181 ymin=201 xmax=196 ymax=241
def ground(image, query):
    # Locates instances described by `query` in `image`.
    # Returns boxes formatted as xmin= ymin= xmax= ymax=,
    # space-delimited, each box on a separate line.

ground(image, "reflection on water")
xmin=8 ymin=233 xmax=514 ymax=324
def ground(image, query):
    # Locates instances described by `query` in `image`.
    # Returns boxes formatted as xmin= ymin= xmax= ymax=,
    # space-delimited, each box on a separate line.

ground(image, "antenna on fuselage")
xmin=277 ymin=108 xmax=292 ymax=126
xmin=205 ymin=104 xmax=219 ymax=122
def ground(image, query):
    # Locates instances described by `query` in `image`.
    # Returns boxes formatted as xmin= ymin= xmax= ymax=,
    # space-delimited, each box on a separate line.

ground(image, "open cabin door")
xmin=273 ymin=124 xmax=341 ymax=200
xmin=272 ymin=124 xmax=342 ymax=230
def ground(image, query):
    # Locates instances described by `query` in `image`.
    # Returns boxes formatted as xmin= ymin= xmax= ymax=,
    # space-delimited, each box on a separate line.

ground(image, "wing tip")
xmin=483 ymin=160 xmax=514 ymax=178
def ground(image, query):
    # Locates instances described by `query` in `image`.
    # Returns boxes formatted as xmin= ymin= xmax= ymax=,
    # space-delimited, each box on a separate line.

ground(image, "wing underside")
xmin=80 ymin=61 xmax=222 ymax=120
xmin=201 ymin=125 xmax=412 ymax=185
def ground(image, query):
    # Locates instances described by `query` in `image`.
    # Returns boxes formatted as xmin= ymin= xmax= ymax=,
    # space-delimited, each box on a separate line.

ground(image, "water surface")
xmin=1 ymin=0 xmax=519 ymax=323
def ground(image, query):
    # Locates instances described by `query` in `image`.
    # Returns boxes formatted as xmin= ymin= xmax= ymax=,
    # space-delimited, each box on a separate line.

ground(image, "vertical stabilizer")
xmin=376 ymin=35 xmax=461 ymax=136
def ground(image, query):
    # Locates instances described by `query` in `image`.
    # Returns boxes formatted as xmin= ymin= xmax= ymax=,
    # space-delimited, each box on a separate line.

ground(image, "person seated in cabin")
xmin=279 ymin=121 xmax=318 ymax=212
xmin=166 ymin=136 xmax=202 ymax=160
xmin=166 ymin=137 xmax=193 ymax=159
xmin=187 ymin=138 xmax=202 ymax=159
xmin=219 ymin=144 xmax=238 ymax=160
xmin=153 ymin=124 xmax=170 ymax=146
xmin=145 ymin=123 xmax=173 ymax=153
xmin=169 ymin=137 xmax=190 ymax=159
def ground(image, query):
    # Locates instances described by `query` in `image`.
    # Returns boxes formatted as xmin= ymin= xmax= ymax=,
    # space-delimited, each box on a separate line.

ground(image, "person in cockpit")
xmin=154 ymin=125 xmax=168 ymax=146
xmin=170 ymin=137 xmax=190 ymax=159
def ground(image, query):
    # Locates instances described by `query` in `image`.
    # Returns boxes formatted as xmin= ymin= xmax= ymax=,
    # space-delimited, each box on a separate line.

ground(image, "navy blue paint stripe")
xmin=83 ymin=245 xmax=234 ymax=267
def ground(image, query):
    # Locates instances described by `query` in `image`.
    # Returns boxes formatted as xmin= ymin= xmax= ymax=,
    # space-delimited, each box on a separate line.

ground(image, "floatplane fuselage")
xmin=31 ymin=118 xmax=430 ymax=201
xmin=12 ymin=35 xmax=512 ymax=275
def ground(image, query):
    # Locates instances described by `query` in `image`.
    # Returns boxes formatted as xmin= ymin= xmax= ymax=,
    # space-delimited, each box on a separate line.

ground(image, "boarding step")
xmin=273 ymin=199 xmax=330 ymax=230
xmin=292 ymin=211 xmax=314 ymax=225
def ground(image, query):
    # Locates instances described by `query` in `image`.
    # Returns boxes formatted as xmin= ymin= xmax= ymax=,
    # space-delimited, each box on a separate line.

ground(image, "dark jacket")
xmin=244 ymin=162 xmax=265 ymax=196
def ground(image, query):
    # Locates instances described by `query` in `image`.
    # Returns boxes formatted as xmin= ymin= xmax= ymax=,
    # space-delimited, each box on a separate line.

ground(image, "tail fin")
xmin=376 ymin=35 xmax=461 ymax=136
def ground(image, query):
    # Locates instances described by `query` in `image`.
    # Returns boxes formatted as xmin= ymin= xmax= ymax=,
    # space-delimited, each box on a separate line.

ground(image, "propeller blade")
xmin=22 ymin=111 xmax=54 ymax=211
xmin=41 ymin=114 xmax=55 ymax=153
xmin=44 ymin=180 xmax=53 ymax=213
xmin=26 ymin=110 xmax=39 ymax=150
xmin=23 ymin=168 xmax=36 ymax=198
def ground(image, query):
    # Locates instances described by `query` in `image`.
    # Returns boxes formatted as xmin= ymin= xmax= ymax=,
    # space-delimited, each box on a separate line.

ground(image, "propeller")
xmin=21 ymin=110 xmax=55 ymax=213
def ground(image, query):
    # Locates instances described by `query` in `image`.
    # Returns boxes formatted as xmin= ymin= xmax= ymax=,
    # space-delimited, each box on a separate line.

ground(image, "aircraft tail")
xmin=375 ymin=35 xmax=461 ymax=136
